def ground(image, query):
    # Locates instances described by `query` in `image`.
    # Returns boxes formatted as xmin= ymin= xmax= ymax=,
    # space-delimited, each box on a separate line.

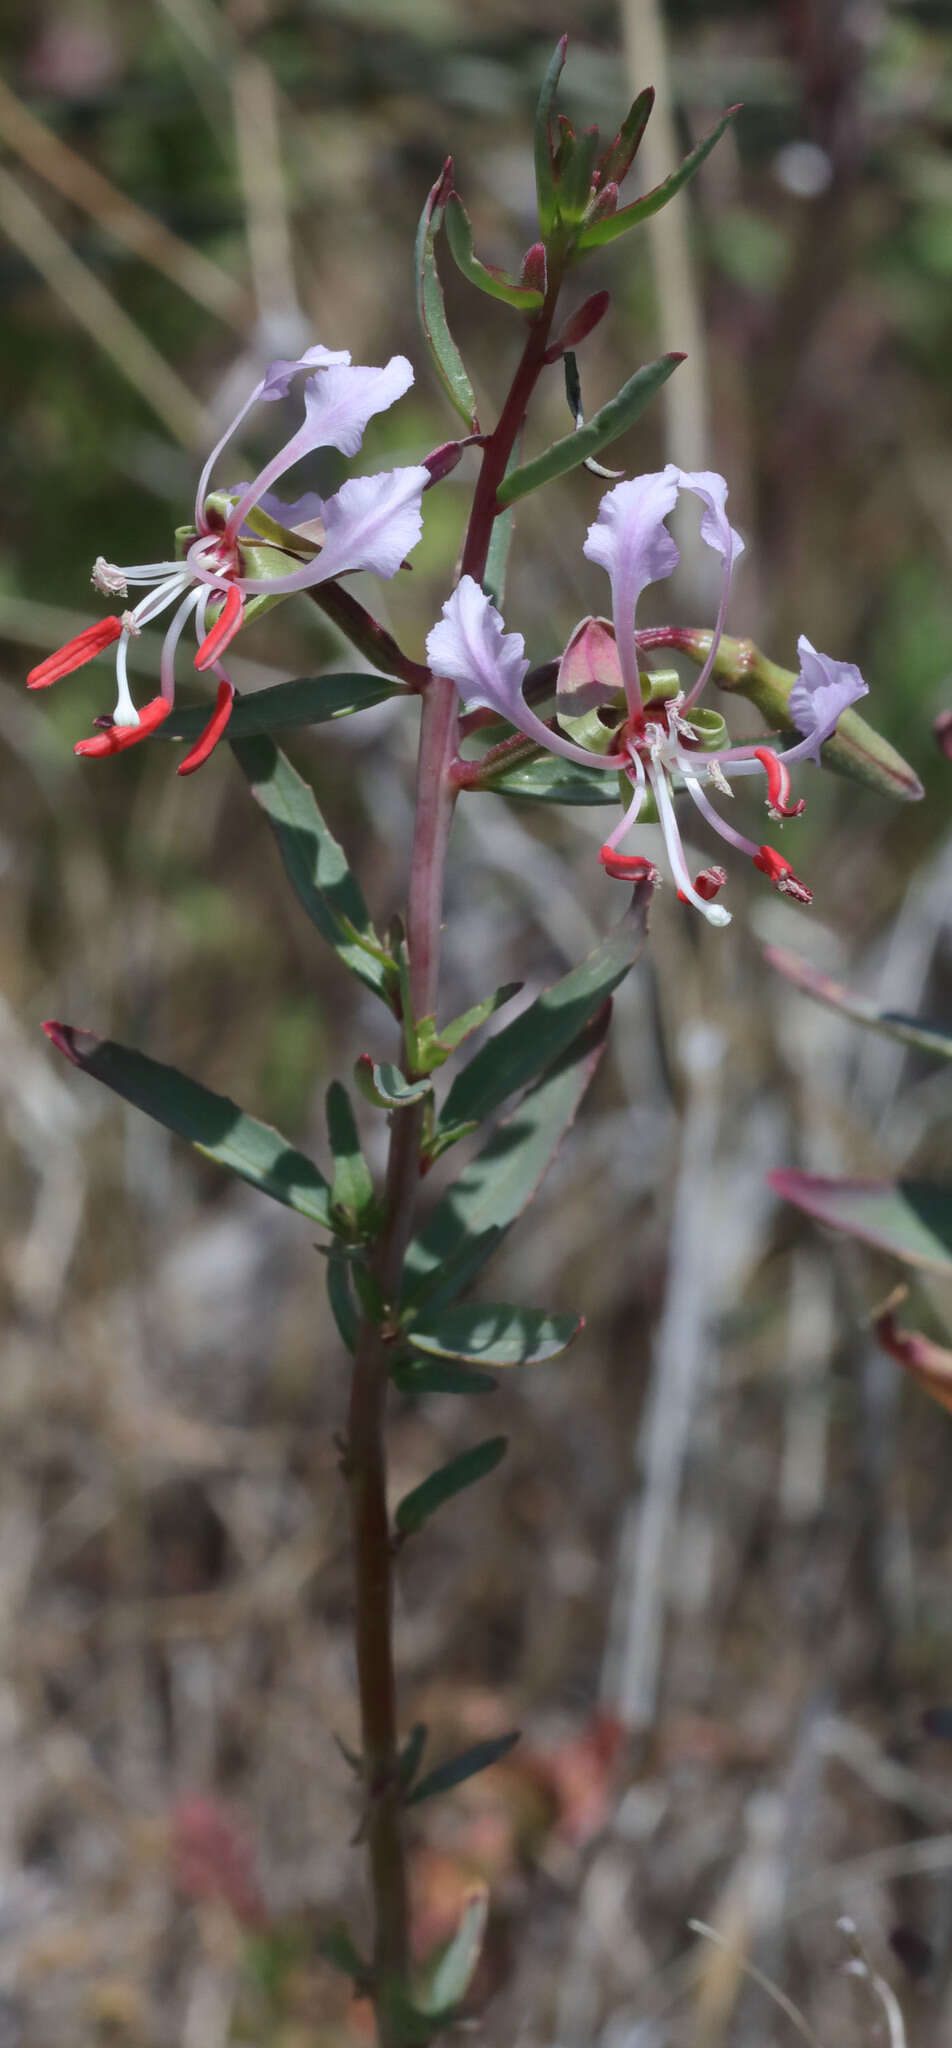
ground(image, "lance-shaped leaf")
xmin=415 ymin=160 xmax=479 ymax=429
xmin=392 ymin=1359 xmax=499 ymax=1395
xmin=231 ymin=735 xmax=396 ymax=1003
xmin=354 ymin=1058 xmax=433 ymax=1110
xmin=413 ymin=982 xmax=523 ymax=1075
xmin=483 ymin=437 xmax=521 ymax=610
xmin=444 ymin=193 xmax=544 ymax=311
xmin=415 ymin=1888 xmax=488 ymax=2015
xmin=435 ymin=895 xmax=648 ymax=1140
xmin=576 ymin=105 xmax=739 ymax=252
xmin=404 ymin=1008 xmax=610 ymax=1310
xmin=326 ymin=1081 xmax=377 ymax=1234
xmin=497 ymin=353 xmax=683 ymax=507
xmin=595 ymin=86 xmax=655 ymax=191
xmin=660 ymin=629 xmax=923 ymax=802
xmin=534 ymin=36 xmax=567 ymax=237
xmin=769 ymin=1172 xmax=952 ymax=1278
xmin=326 ymin=1250 xmax=360 ymax=1351
xmin=394 ymin=1436 xmax=507 ymax=1537
xmin=408 ymin=1303 xmax=583 ymax=1366
xmin=43 ymin=1023 xmax=334 ymax=1228
xmin=556 ymin=126 xmax=602 ymax=226
xmin=765 ymin=946 xmax=952 ymax=1061
xmin=473 ymin=749 xmax=619 ymax=804
xmin=405 ymin=1730 xmax=520 ymax=1805
xmin=160 ymin=673 xmax=400 ymax=743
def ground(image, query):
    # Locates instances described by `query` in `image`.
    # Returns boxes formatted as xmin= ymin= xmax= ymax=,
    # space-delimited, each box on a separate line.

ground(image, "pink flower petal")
xmin=300 ymin=356 xmax=415 ymax=457
xmin=234 ymin=467 xmax=430 ymax=595
xmin=582 ymin=472 xmax=680 ymax=711
xmin=259 ymin=343 xmax=351 ymax=401
xmin=788 ymin=636 xmax=869 ymax=760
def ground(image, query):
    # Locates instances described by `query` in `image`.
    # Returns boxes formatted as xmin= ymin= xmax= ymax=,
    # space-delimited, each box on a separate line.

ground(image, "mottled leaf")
xmin=408 ymin=1303 xmax=582 ymax=1365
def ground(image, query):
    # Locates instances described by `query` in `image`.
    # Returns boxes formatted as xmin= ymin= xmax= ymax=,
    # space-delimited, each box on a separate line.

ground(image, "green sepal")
xmin=685 ymin=630 xmax=924 ymax=802
xmin=160 ymin=673 xmax=401 ymax=744
xmin=444 ymin=192 xmax=544 ymax=311
xmin=42 ymin=1022 xmax=334 ymax=1229
xmin=434 ymin=899 xmax=648 ymax=1143
xmin=231 ymin=735 xmax=400 ymax=1003
xmin=405 ymin=1730 xmax=520 ymax=1806
xmin=405 ymin=1009 xmax=611 ymax=1310
xmin=326 ymin=1081 xmax=378 ymax=1237
xmin=320 ymin=1924 xmax=373 ymax=1992
xmin=408 ymin=1303 xmax=582 ymax=1366
xmin=769 ymin=1174 xmax=952 ymax=1279
xmin=534 ymin=37 xmax=567 ymax=238
xmin=497 ymin=353 xmax=683 ymax=507
xmin=415 ymin=160 xmax=479 ymax=429
xmin=392 ymin=1359 xmax=499 ymax=1396
xmin=414 ymin=1889 xmax=488 ymax=2015
xmin=354 ymin=1057 xmax=433 ymax=1110
xmin=394 ymin=1437 xmax=507 ymax=1537
xmin=575 ymin=105 xmax=739 ymax=253
xmin=766 ymin=945 xmax=952 ymax=1061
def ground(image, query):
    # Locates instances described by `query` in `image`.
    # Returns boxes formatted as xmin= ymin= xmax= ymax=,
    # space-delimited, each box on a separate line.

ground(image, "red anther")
xmin=194 ymin=584 xmax=244 ymax=670
xmin=753 ymin=844 xmax=813 ymax=904
xmin=754 ymin=746 xmax=806 ymax=819
xmin=27 ymin=616 xmax=124 ymax=688
xmin=74 ymin=694 xmax=172 ymax=757
xmin=599 ymin=847 xmax=660 ymax=884
xmin=178 ymin=677 xmax=235 ymax=775
xmin=693 ymin=864 xmax=728 ymax=901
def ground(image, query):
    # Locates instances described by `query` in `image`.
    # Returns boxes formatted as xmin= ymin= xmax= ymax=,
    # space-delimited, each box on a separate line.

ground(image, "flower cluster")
xmin=427 ymin=466 xmax=869 ymax=927
xmin=27 ymin=347 xmax=429 ymax=773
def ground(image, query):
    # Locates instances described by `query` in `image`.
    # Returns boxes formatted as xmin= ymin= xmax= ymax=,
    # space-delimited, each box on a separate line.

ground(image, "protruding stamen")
xmin=647 ymin=758 xmax=732 ymax=927
xmin=753 ymin=844 xmax=813 ymax=903
xmin=178 ymin=678 xmax=235 ymax=775
xmin=27 ymin=617 xmax=124 ymax=689
xmin=754 ymin=746 xmax=806 ymax=820
xmin=75 ymin=695 xmax=172 ymax=757
xmin=194 ymin=584 xmax=244 ymax=670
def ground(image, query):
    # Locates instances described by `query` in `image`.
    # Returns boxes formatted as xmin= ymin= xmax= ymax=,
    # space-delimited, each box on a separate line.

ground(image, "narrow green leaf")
xmin=766 ymin=946 xmax=952 ymax=1062
xmin=408 ymin=1303 xmax=583 ymax=1366
xmin=596 ymin=85 xmax=655 ymax=190
xmin=415 ymin=1888 xmax=488 ymax=2014
xmin=415 ymin=160 xmax=479 ymax=429
xmin=320 ymin=1924 xmax=372 ymax=1990
xmin=769 ymin=1172 xmax=952 ymax=1277
xmin=437 ymin=899 xmax=648 ymax=1139
xmin=405 ymin=1009 xmax=611 ymax=1310
xmin=326 ymin=1251 xmax=360 ymax=1351
xmin=231 ymin=735 xmax=395 ymax=1003
xmin=484 ymin=435 xmax=522 ymax=609
xmin=534 ymin=36 xmax=567 ymax=236
xmin=413 ymin=982 xmax=523 ymax=1075
xmin=444 ymin=193 xmax=544 ymax=310
xmin=576 ymin=105 xmax=739 ymax=252
xmin=326 ymin=1081 xmax=376 ymax=1232
xmin=398 ymin=1722 xmax=429 ymax=1790
xmin=406 ymin=1730 xmax=520 ymax=1805
xmin=160 ymin=673 xmax=400 ymax=742
xmin=354 ymin=1057 xmax=433 ymax=1111
xmin=497 ymin=353 xmax=683 ymax=507
xmin=395 ymin=1437 xmax=507 ymax=1536
xmin=43 ymin=1022 xmax=333 ymax=1228
xmin=557 ymin=125 xmax=601 ymax=225
xmin=392 ymin=1359 xmax=499 ymax=1395
xmin=474 ymin=751 xmax=618 ymax=804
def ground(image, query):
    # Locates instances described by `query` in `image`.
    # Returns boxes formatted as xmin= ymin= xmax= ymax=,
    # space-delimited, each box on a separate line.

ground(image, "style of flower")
xmin=427 ymin=466 xmax=868 ymax=927
xmin=27 ymin=347 xmax=430 ymax=773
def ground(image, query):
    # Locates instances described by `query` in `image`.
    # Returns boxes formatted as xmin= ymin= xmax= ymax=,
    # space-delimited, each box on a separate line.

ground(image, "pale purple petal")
xmin=232 ymin=466 xmax=429 ymax=595
xmin=787 ymin=635 xmax=869 ymax=761
xmin=583 ymin=472 xmax=680 ymax=714
xmin=426 ymin=578 xmax=620 ymax=771
xmin=259 ymin=343 xmax=351 ymax=401
xmin=666 ymin=466 xmax=745 ymax=568
xmin=426 ymin=576 xmax=530 ymax=716
xmin=300 ymin=356 xmax=415 ymax=458
xmin=228 ymin=485 xmax=326 ymax=536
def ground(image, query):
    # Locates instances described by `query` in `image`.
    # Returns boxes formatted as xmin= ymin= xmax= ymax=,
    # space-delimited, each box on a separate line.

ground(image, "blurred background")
xmin=1 ymin=0 xmax=952 ymax=2041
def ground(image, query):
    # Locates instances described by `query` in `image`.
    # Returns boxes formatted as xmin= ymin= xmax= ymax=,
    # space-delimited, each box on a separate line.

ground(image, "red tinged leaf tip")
xmin=41 ymin=1020 xmax=98 ymax=1066
xmin=753 ymin=844 xmax=812 ymax=903
xmin=599 ymin=847 xmax=660 ymax=885
xmin=754 ymin=746 xmax=806 ymax=820
xmin=74 ymin=694 xmax=172 ymax=757
xmin=27 ymin=616 xmax=124 ymax=688
xmin=544 ymin=290 xmax=612 ymax=362
xmin=935 ymin=710 xmax=952 ymax=762
xmin=178 ymin=677 xmax=235 ymax=775
xmin=194 ymin=584 xmax=244 ymax=671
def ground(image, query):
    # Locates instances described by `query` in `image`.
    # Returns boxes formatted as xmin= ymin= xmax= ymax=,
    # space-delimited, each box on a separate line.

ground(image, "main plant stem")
xmin=347 ymin=270 xmax=561 ymax=2038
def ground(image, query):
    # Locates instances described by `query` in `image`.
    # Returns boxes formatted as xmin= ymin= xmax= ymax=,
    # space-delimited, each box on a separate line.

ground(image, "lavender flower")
xmin=427 ymin=466 xmax=869 ymax=927
xmin=28 ymin=347 xmax=429 ymax=773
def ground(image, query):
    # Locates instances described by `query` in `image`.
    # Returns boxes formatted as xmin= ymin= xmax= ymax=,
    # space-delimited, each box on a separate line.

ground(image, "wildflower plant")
xmin=31 ymin=39 xmax=922 ymax=2045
